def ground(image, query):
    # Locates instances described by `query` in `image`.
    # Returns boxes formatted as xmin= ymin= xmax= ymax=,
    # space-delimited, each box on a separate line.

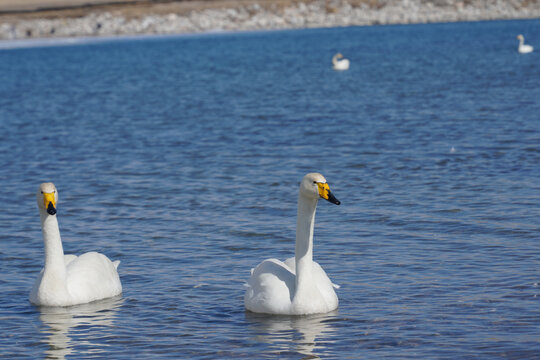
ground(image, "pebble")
xmin=1 ymin=0 xmax=540 ymax=40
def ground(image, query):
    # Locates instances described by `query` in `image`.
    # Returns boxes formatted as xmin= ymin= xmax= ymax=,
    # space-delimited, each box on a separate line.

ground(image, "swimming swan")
xmin=244 ymin=173 xmax=341 ymax=315
xmin=332 ymin=53 xmax=350 ymax=70
xmin=30 ymin=183 xmax=122 ymax=306
xmin=517 ymin=34 xmax=533 ymax=54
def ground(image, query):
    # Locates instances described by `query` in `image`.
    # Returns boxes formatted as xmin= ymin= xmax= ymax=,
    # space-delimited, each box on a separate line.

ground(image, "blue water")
xmin=1 ymin=19 xmax=539 ymax=359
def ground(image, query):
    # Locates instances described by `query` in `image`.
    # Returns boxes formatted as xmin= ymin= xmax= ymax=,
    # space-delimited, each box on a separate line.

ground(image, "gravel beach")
xmin=1 ymin=0 xmax=539 ymax=40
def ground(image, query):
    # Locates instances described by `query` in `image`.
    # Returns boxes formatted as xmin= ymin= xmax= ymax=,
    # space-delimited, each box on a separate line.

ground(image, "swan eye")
xmin=313 ymin=181 xmax=317 ymax=184
xmin=41 ymin=191 xmax=43 ymax=194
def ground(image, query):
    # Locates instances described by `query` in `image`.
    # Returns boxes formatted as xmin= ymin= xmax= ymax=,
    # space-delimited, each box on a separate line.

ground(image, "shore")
xmin=1 ymin=0 xmax=539 ymax=40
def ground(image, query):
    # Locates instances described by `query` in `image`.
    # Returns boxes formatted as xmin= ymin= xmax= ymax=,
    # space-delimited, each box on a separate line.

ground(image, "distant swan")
xmin=30 ymin=183 xmax=122 ymax=306
xmin=245 ymin=173 xmax=341 ymax=315
xmin=332 ymin=53 xmax=350 ymax=70
xmin=517 ymin=34 xmax=533 ymax=54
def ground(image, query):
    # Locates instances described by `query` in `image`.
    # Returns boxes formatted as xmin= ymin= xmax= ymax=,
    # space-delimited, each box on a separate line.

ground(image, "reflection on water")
xmin=2 ymin=19 xmax=539 ymax=359
xmin=246 ymin=311 xmax=338 ymax=359
xmin=37 ymin=296 xmax=123 ymax=360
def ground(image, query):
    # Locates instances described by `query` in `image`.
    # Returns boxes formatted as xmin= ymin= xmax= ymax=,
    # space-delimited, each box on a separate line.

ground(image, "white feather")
xmin=30 ymin=183 xmax=122 ymax=307
xmin=244 ymin=173 xmax=340 ymax=315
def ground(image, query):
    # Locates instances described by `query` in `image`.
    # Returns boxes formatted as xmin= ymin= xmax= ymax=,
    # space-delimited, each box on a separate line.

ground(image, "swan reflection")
xmin=246 ymin=310 xmax=338 ymax=358
xmin=37 ymin=296 xmax=123 ymax=359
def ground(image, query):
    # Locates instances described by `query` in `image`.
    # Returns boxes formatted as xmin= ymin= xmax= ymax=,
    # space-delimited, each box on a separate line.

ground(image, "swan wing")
xmin=519 ymin=44 xmax=534 ymax=53
xmin=244 ymin=258 xmax=296 ymax=314
xmin=283 ymin=256 xmax=296 ymax=270
xmin=333 ymin=59 xmax=350 ymax=70
xmin=312 ymin=261 xmax=339 ymax=309
xmin=64 ymin=254 xmax=77 ymax=267
xmin=283 ymin=257 xmax=338 ymax=310
xmin=66 ymin=252 xmax=122 ymax=304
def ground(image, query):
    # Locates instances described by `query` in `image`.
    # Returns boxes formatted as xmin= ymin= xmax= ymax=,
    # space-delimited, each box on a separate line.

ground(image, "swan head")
xmin=37 ymin=182 xmax=58 ymax=215
xmin=517 ymin=34 xmax=524 ymax=41
xmin=299 ymin=173 xmax=340 ymax=205
xmin=335 ymin=53 xmax=343 ymax=59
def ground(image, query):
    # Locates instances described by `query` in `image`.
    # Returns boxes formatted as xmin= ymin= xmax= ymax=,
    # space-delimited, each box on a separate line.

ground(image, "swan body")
xmin=517 ymin=34 xmax=533 ymax=54
xmin=332 ymin=53 xmax=350 ymax=70
xmin=245 ymin=173 xmax=341 ymax=315
xmin=30 ymin=183 xmax=122 ymax=307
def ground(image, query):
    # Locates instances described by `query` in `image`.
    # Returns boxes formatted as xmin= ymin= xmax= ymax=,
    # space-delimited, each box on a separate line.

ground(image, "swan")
xmin=517 ymin=34 xmax=533 ymax=54
xmin=332 ymin=53 xmax=350 ymax=70
xmin=245 ymin=173 xmax=341 ymax=315
xmin=30 ymin=183 xmax=122 ymax=306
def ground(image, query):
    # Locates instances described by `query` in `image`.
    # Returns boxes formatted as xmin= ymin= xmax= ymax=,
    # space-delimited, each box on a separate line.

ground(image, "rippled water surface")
xmin=1 ymin=19 xmax=539 ymax=359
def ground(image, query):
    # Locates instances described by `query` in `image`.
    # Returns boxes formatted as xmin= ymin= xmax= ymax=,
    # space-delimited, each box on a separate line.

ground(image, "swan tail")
xmin=332 ymin=282 xmax=340 ymax=289
xmin=113 ymin=260 xmax=121 ymax=269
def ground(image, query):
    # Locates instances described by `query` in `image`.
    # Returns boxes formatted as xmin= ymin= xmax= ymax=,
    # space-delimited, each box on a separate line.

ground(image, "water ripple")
xmin=1 ymin=20 xmax=539 ymax=359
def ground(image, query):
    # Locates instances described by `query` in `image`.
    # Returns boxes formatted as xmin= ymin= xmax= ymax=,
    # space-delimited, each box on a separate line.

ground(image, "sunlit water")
xmin=0 ymin=19 xmax=539 ymax=359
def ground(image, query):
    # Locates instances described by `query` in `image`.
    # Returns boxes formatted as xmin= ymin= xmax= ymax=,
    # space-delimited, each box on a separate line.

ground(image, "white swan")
xmin=30 ymin=183 xmax=122 ymax=306
xmin=517 ymin=34 xmax=533 ymax=54
xmin=245 ymin=173 xmax=341 ymax=315
xmin=332 ymin=53 xmax=350 ymax=71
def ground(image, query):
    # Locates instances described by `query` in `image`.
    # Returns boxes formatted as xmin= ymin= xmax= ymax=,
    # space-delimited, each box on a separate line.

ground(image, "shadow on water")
xmin=36 ymin=296 xmax=123 ymax=360
xmin=245 ymin=310 xmax=339 ymax=359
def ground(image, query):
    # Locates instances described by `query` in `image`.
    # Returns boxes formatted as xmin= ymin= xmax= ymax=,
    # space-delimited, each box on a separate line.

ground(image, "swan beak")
xmin=43 ymin=193 xmax=57 ymax=215
xmin=317 ymin=183 xmax=341 ymax=205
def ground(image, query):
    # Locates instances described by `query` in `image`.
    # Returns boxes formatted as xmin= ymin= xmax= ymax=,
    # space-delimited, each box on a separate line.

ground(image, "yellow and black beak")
xmin=317 ymin=183 xmax=341 ymax=205
xmin=43 ymin=192 xmax=57 ymax=215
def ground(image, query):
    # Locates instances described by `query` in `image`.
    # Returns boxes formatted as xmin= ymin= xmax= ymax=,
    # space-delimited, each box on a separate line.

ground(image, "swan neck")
xmin=295 ymin=194 xmax=318 ymax=290
xmin=332 ymin=55 xmax=338 ymax=65
xmin=40 ymin=212 xmax=66 ymax=279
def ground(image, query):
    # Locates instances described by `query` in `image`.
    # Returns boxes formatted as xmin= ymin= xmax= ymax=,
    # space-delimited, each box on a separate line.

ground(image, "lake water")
xmin=0 ymin=19 xmax=539 ymax=359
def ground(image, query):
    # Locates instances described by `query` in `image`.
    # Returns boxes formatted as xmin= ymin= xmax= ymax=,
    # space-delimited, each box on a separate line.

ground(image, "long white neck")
xmin=332 ymin=55 xmax=339 ymax=65
xmin=40 ymin=211 xmax=66 ymax=281
xmin=519 ymin=37 xmax=525 ymax=46
xmin=295 ymin=193 xmax=318 ymax=293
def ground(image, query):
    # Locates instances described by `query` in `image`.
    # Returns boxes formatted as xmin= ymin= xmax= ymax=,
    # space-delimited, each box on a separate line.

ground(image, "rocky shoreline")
xmin=1 ymin=0 xmax=539 ymax=40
